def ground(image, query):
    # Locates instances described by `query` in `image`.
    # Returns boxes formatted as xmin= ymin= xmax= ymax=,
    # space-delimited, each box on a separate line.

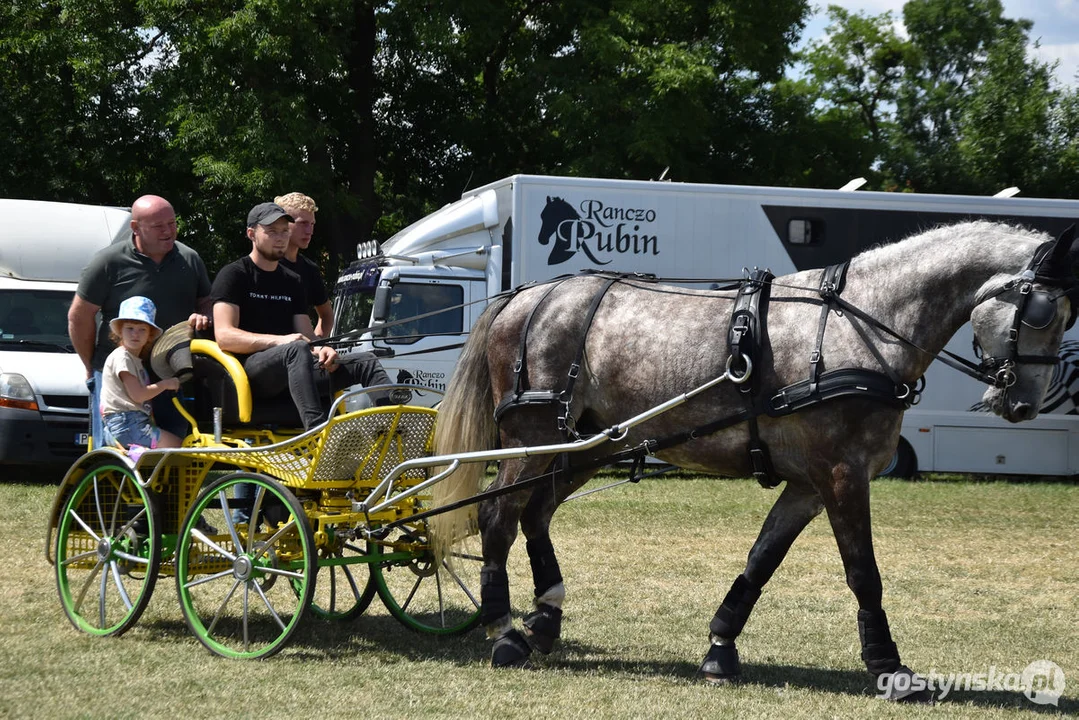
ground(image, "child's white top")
xmin=101 ymin=346 xmax=151 ymax=415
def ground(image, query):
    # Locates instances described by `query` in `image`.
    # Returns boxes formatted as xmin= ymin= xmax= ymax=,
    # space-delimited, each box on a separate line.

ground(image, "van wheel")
xmin=877 ymin=437 xmax=917 ymax=479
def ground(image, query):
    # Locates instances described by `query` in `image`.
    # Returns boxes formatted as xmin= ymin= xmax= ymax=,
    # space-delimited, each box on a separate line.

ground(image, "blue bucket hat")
xmin=109 ymin=296 xmax=163 ymax=339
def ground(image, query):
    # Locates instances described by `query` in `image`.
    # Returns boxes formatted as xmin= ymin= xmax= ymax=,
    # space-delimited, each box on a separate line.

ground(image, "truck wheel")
xmin=878 ymin=437 xmax=917 ymax=479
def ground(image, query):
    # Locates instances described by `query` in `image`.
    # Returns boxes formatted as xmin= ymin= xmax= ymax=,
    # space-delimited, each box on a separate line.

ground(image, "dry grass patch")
xmin=1 ymin=475 xmax=1075 ymax=719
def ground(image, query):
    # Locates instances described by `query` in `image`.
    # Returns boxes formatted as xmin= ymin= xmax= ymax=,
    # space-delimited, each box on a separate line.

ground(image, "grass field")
xmin=2 ymin=474 xmax=1075 ymax=719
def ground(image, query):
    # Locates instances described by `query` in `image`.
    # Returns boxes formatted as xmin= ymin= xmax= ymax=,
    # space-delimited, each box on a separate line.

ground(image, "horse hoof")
xmin=492 ymin=629 xmax=533 ymax=668
xmin=523 ymin=604 xmax=562 ymax=655
xmin=699 ymin=641 xmax=741 ymax=683
xmin=877 ymin=666 xmax=935 ymax=704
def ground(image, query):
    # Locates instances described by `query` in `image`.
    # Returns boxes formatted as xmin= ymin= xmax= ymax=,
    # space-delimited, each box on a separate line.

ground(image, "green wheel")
xmin=369 ymin=523 xmax=482 ymax=635
xmin=175 ymin=472 xmax=316 ymax=659
xmin=303 ymin=527 xmax=377 ymax=621
xmin=55 ymin=464 xmax=160 ymax=636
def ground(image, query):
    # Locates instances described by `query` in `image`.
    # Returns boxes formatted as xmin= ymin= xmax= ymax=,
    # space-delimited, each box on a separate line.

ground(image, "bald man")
xmin=69 ymin=195 xmax=213 ymax=446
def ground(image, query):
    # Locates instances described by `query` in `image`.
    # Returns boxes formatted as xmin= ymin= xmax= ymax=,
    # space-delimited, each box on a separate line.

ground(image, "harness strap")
xmin=727 ymin=269 xmax=777 ymax=486
xmin=558 ymin=276 xmax=620 ymax=436
xmin=511 ymin=282 xmax=565 ymax=401
xmin=811 ymin=262 xmax=849 ymax=393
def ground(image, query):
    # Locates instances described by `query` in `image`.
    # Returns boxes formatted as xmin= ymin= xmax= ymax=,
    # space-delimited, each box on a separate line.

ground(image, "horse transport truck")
xmin=332 ymin=175 xmax=1079 ymax=478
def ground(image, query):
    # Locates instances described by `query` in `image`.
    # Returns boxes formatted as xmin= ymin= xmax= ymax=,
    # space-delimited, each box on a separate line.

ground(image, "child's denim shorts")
xmin=104 ymin=411 xmax=160 ymax=449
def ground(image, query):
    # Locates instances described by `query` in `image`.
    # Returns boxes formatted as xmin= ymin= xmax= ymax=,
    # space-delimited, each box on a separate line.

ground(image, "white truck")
xmin=0 ymin=199 xmax=132 ymax=468
xmin=332 ymin=174 xmax=1079 ymax=477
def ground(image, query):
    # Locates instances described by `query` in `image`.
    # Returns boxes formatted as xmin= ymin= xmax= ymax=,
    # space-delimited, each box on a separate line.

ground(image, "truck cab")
xmin=334 ymin=190 xmax=503 ymax=407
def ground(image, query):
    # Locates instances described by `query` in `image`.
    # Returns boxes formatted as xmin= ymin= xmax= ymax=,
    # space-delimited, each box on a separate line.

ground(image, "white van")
xmin=0 ymin=200 xmax=132 ymax=467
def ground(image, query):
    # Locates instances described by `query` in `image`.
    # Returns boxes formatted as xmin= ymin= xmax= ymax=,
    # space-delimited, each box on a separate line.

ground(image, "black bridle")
xmin=970 ymin=230 xmax=1078 ymax=389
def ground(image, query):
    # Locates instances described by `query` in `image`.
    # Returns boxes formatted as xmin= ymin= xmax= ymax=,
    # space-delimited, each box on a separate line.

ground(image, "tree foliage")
xmin=797 ymin=0 xmax=1078 ymax=197
xmin=1 ymin=0 xmax=1076 ymax=277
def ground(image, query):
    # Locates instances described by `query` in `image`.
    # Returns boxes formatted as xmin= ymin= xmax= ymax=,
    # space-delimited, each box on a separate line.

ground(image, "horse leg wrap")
xmin=479 ymin=567 xmax=512 ymax=627
xmin=857 ymin=608 xmax=902 ymax=676
xmin=491 ymin=628 xmax=533 ymax=668
xmin=523 ymin=603 xmax=563 ymax=654
xmin=699 ymin=638 xmax=741 ymax=683
xmin=527 ymin=537 xmax=563 ymax=600
xmin=708 ymin=575 xmax=762 ymax=641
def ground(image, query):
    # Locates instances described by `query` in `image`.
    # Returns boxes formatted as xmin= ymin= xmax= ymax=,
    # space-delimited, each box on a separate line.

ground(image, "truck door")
xmin=368 ymin=277 xmax=477 ymax=407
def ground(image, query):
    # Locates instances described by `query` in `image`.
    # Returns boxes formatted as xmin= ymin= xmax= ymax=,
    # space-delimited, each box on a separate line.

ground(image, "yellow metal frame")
xmin=189 ymin=339 xmax=252 ymax=423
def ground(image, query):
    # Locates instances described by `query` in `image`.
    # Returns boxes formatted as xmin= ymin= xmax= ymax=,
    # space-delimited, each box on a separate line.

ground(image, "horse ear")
xmin=1043 ymin=224 xmax=1077 ymax=278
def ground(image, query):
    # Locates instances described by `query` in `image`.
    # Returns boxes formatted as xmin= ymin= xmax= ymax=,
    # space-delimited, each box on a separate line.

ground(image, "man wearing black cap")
xmin=210 ymin=202 xmax=390 ymax=429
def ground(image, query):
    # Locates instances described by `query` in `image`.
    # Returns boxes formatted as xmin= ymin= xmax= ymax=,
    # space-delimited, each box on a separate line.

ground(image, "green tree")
xmin=0 ymin=1 xmax=162 ymax=203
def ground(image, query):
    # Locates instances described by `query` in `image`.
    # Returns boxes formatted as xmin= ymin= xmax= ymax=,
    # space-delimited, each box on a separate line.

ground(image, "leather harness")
xmin=493 ymin=268 xmax=920 ymax=488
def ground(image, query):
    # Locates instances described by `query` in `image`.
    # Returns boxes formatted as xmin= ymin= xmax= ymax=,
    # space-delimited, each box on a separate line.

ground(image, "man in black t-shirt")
xmin=211 ymin=202 xmax=389 ymax=429
xmin=274 ymin=192 xmax=333 ymax=338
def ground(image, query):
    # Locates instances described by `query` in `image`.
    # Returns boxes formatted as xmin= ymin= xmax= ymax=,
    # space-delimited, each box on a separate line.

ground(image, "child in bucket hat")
xmin=100 ymin=296 xmax=183 ymax=449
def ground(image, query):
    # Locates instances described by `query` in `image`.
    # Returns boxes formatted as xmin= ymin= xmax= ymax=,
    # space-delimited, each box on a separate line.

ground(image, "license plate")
xmin=75 ymin=432 xmax=89 ymax=446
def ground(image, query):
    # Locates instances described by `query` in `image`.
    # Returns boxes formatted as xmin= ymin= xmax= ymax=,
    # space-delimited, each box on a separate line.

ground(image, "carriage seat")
xmin=188 ymin=339 xmax=303 ymax=429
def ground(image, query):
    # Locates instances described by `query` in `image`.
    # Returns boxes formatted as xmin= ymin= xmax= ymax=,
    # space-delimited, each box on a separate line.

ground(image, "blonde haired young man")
xmin=274 ymin=192 xmax=333 ymax=337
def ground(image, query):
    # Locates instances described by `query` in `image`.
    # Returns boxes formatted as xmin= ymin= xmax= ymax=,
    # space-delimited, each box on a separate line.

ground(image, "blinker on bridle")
xmin=972 ymin=225 xmax=1078 ymax=389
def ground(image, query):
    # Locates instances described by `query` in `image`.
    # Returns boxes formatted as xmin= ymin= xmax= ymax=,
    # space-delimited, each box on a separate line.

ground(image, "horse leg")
xmin=478 ymin=453 xmax=560 ymax=668
xmin=517 ymin=460 xmax=594 ymax=655
xmin=701 ymin=481 xmax=824 ymax=682
xmin=819 ymin=463 xmax=931 ymax=702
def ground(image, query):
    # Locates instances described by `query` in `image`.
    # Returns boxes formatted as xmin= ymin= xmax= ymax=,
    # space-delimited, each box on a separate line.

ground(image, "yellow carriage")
xmin=44 ymin=340 xmax=480 ymax=658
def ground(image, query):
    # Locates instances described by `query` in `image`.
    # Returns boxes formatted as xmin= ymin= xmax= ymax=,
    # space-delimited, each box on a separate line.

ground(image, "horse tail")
xmin=430 ymin=294 xmax=510 ymax=561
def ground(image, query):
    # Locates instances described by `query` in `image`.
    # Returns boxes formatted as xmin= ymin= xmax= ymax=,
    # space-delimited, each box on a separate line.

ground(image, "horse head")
xmin=972 ymin=225 xmax=1079 ymax=422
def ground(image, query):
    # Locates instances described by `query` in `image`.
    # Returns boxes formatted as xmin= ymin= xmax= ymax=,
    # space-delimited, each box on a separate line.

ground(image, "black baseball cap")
xmin=247 ymin=202 xmax=294 ymax=227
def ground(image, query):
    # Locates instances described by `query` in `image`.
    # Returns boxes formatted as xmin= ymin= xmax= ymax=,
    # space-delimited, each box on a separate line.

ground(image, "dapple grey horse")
xmin=430 ymin=221 xmax=1077 ymax=699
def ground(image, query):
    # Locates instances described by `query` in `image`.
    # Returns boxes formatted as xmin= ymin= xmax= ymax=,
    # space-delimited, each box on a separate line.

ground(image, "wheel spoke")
xmin=183 ymin=568 xmax=234 ymax=590
xmin=68 ymin=509 xmax=101 ymax=543
xmin=113 ymin=549 xmax=150 ymax=565
xmin=218 ymin=490 xmax=245 ymax=555
xmin=247 ymin=486 xmax=266 ymax=554
xmin=328 ymin=560 xmax=337 ymax=611
xmin=259 ymin=565 xmax=304 ymax=581
xmin=62 ymin=549 xmax=98 ymax=567
xmin=73 ymin=560 xmax=104 ymax=613
xmin=98 ymin=567 xmax=108 ymax=627
xmin=401 ymin=574 xmax=423 ymax=613
xmin=109 ymin=561 xmax=134 ymax=611
xmin=252 ymin=520 xmax=296 ymax=559
xmin=93 ymin=477 xmax=107 ymax=538
xmin=191 ymin=528 xmax=237 ymax=561
xmin=115 ymin=506 xmax=147 ymax=539
xmin=109 ymin=474 xmax=126 ymax=537
xmin=435 ymin=568 xmax=445 ymax=627
xmin=252 ymin=577 xmax=288 ymax=632
xmin=442 ymin=559 xmax=481 ymax=609
xmin=206 ymin=578 xmax=242 ymax=636
xmin=242 ymin=583 xmax=251 ymax=653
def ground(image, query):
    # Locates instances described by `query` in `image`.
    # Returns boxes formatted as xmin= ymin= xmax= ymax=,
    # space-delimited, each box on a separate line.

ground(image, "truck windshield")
xmin=0 ymin=290 xmax=73 ymax=352
xmin=383 ymin=283 xmax=464 ymax=345
xmin=333 ymin=263 xmax=381 ymax=336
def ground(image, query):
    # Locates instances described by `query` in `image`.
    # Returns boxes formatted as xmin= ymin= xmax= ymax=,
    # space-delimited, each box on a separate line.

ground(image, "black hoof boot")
xmin=522 ymin=603 xmax=562 ymax=654
xmin=492 ymin=629 xmax=533 ymax=668
xmin=877 ymin=666 xmax=935 ymax=704
xmin=699 ymin=640 xmax=741 ymax=684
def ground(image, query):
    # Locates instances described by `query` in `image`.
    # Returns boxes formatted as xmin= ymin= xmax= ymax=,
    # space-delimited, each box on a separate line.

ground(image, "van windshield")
xmin=333 ymin=263 xmax=380 ymax=336
xmin=0 ymin=290 xmax=74 ymax=352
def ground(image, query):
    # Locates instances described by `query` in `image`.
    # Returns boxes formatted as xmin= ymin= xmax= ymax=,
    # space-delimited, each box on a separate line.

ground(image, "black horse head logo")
xmin=537 ymin=197 xmax=610 ymax=266
xmin=538 ymin=196 xmax=579 ymax=265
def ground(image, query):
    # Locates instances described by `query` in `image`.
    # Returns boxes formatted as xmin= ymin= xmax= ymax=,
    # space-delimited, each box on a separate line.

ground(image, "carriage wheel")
xmin=300 ymin=526 xmax=377 ymax=621
xmin=55 ymin=464 xmax=161 ymax=636
xmin=368 ymin=523 xmax=482 ymax=635
xmin=175 ymin=472 xmax=316 ymax=659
